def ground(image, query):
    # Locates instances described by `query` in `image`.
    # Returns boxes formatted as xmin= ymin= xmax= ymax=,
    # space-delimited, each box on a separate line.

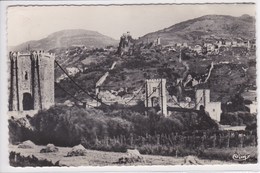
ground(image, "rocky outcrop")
xmin=40 ymin=144 xmax=59 ymax=153
xmin=66 ymin=144 xmax=87 ymax=157
xmin=117 ymin=149 xmax=145 ymax=164
xmin=18 ymin=140 xmax=35 ymax=149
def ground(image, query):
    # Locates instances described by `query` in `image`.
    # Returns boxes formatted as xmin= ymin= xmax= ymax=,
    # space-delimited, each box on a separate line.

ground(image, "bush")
xmin=9 ymin=118 xmax=35 ymax=144
xmin=220 ymin=111 xmax=256 ymax=126
xmin=138 ymin=144 xmax=196 ymax=157
xmin=11 ymin=105 xmax=222 ymax=148
xmin=27 ymin=105 xmax=137 ymax=147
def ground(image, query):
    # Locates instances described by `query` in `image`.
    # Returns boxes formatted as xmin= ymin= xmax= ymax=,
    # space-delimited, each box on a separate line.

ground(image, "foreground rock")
xmin=66 ymin=144 xmax=87 ymax=157
xmin=183 ymin=155 xmax=203 ymax=165
xmin=117 ymin=149 xmax=145 ymax=164
xmin=18 ymin=140 xmax=35 ymax=149
xmin=40 ymin=144 xmax=59 ymax=153
xmin=9 ymin=151 xmax=58 ymax=167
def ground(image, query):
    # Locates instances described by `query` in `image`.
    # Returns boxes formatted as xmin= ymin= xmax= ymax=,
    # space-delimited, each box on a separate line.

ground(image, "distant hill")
xmin=139 ymin=15 xmax=255 ymax=45
xmin=11 ymin=29 xmax=119 ymax=51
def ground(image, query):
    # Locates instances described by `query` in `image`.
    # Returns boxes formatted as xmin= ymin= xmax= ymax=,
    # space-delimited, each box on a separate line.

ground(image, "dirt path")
xmin=96 ymin=61 xmax=117 ymax=87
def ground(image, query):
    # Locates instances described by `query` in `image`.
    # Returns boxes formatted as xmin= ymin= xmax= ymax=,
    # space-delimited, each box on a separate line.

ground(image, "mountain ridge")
xmin=11 ymin=29 xmax=119 ymax=51
xmin=139 ymin=14 xmax=255 ymax=45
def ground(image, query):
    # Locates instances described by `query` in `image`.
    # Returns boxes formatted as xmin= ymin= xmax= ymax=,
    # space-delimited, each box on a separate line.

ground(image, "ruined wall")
xmin=9 ymin=51 xmax=55 ymax=113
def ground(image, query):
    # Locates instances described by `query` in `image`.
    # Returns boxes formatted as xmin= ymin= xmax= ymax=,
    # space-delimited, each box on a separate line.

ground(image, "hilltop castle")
xmin=8 ymin=51 xmax=55 ymax=114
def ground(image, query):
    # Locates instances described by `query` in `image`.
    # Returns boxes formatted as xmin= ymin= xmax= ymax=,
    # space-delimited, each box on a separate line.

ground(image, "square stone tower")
xmin=145 ymin=79 xmax=167 ymax=116
xmin=8 ymin=51 xmax=55 ymax=113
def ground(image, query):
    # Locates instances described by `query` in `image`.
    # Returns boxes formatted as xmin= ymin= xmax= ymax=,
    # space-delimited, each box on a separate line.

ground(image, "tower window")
xmin=153 ymin=87 xmax=157 ymax=92
xmin=25 ymin=71 xmax=28 ymax=80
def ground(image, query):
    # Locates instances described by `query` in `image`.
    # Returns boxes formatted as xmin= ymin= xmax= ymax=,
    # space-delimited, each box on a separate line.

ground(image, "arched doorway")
xmin=151 ymin=97 xmax=159 ymax=107
xmin=23 ymin=93 xmax=33 ymax=110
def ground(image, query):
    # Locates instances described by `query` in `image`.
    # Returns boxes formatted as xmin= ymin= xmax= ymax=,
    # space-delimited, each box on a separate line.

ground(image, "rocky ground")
xmin=9 ymin=144 xmax=237 ymax=167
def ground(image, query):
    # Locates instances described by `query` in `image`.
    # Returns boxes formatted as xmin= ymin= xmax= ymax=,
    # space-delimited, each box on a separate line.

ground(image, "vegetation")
xmin=9 ymin=105 xmax=219 ymax=145
xmin=10 ymin=105 xmax=256 ymax=155
xmin=220 ymin=111 xmax=256 ymax=126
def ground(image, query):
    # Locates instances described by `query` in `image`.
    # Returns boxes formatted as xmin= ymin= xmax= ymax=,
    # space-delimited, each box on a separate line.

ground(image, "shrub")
xmin=220 ymin=111 xmax=256 ymax=126
xmin=30 ymin=106 xmax=107 ymax=146
xmin=9 ymin=118 xmax=35 ymax=144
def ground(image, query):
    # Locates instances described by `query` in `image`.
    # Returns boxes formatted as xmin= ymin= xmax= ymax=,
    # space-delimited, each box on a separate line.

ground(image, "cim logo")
xmin=232 ymin=152 xmax=250 ymax=161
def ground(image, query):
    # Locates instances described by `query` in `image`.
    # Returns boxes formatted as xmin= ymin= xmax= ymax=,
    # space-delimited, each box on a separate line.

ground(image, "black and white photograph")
xmin=2 ymin=1 xmax=258 ymax=168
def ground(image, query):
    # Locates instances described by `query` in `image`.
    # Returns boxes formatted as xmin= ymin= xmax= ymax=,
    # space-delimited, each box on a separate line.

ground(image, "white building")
xmin=66 ymin=67 xmax=80 ymax=76
xmin=193 ymin=45 xmax=202 ymax=54
xmin=242 ymin=90 xmax=257 ymax=114
xmin=248 ymin=101 xmax=257 ymax=114
xmin=195 ymin=89 xmax=222 ymax=122
xmin=226 ymin=41 xmax=232 ymax=46
xmin=204 ymin=43 xmax=215 ymax=52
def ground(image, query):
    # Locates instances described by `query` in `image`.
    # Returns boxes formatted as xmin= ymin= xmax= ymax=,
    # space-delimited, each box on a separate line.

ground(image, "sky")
xmin=7 ymin=3 xmax=256 ymax=46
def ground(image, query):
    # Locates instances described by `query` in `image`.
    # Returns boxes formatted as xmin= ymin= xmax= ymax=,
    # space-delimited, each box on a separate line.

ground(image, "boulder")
xmin=18 ymin=140 xmax=35 ymax=149
xmin=117 ymin=149 xmax=145 ymax=164
xmin=183 ymin=155 xmax=202 ymax=165
xmin=66 ymin=144 xmax=87 ymax=157
xmin=40 ymin=144 xmax=59 ymax=153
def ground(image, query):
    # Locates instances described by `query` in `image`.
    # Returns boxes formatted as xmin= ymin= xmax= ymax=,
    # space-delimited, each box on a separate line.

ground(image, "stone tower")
xmin=8 ymin=51 xmax=55 ymax=112
xmin=145 ymin=79 xmax=167 ymax=116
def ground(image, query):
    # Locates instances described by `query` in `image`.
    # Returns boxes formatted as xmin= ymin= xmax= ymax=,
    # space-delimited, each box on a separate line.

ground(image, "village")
xmin=70 ymin=31 xmax=257 ymax=127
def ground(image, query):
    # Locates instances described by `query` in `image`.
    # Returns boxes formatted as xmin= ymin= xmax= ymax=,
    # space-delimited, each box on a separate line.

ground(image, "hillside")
xmin=139 ymin=15 xmax=255 ymax=45
xmin=12 ymin=29 xmax=119 ymax=51
xmin=48 ymin=15 xmax=256 ymax=105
